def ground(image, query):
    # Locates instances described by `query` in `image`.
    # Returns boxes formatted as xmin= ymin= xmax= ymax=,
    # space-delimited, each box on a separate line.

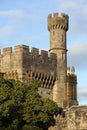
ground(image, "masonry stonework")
xmin=0 ymin=12 xmax=78 ymax=108
xmin=0 ymin=45 xmax=57 ymax=99
xmin=49 ymin=105 xmax=87 ymax=130
xmin=48 ymin=13 xmax=78 ymax=108
xmin=1 ymin=12 xmax=86 ymax=130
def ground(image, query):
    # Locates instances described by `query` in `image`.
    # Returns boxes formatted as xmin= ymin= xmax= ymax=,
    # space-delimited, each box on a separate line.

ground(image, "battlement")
xmin=0 ymin=12 xmax=78 ymax=110
xmin=3 ymin=47 xmax=12 ymax=54
xmin=31 ymin=47 xmax=39 ymax=55
xmin=0 ymin=44 xmax=57 ymax=60
xmin=48 ymin=12 xmax=68 ymax=31
xmin=48 ymin=12 xmax=68 ymax=19
xmin=0 ymin=44 xmax=57 ymax=81
xmin=14 ymin=44 xmax=29 ymax=52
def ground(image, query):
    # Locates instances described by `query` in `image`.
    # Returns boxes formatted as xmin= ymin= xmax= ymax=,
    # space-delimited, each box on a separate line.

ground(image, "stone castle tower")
xmin=48 ymin=13 xmax=78 ymax=108
xmin=0 ymin=12 xmax=78 ymax=108
xmin=48 ymin=13 xmax=68 ymax=107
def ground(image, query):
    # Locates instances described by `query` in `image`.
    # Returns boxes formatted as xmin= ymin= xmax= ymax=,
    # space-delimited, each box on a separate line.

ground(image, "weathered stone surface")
xmin=0 ymin=12 xmax=78 ymax=108
xmin=0 ymin=12 xmax=87 ymax=130
xmin=49 ymin=105 xmax=87 ymax=130
xmin=48 ymin=12 xmax=78 ymax=108
xmin=66 ymin=105 xmax=87 ymax=130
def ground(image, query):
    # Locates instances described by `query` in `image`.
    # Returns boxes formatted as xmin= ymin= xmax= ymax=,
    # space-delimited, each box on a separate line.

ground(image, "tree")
xmin=0 ymin=79 xmax=22 ymax=130
xmin=23 ymin=81 xmax=58 ymax=130
xmin=0 ymin=79 xmax=59 ymax=130
xmin=22 ymin=125 xmax=42 ymax=130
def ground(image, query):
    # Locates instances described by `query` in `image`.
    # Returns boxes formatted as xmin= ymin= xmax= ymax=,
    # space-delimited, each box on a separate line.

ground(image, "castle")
xmin=0 ymin=12 xmax=78 ymax=109
xmin=0 ymin=12 xmax=87 ymax=130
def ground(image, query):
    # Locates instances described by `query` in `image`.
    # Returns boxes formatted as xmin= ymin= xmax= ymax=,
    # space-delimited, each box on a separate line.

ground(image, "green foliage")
xmin=22 ymin=125 xmax=42 ymax=130
xmin=0 ymin=79 xmax=59 ymax=130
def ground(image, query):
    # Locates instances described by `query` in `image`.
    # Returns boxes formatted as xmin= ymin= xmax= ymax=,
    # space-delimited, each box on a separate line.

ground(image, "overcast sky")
xmin=0 ymin=0 xmax=87 ymax=105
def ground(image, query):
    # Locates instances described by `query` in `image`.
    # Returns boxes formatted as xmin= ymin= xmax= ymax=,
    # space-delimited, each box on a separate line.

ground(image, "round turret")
xmin=48 ymin=13 xmax=69 ymax=32
xmin=48 ymin=12 xmax=69 ymax=107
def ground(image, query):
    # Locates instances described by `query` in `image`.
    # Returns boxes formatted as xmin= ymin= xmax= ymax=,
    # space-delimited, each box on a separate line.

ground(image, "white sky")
xmin=0 ymin=0 xmax=87 ymax=105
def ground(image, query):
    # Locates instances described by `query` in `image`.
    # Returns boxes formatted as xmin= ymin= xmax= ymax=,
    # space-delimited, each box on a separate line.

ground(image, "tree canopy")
xmin=0 ymin=78 xmax=60 ymax=130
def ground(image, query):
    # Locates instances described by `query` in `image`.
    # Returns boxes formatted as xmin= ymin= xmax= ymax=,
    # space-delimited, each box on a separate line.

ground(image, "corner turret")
xmin=64 ymin=66 xmax=78 ymax=108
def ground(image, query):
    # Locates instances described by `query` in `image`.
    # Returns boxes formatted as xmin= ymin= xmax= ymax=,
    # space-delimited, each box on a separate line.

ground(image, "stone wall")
xmin=0 ymin=12 xmax=78 ymax=108
xmin=49 ymin=105 xmax=87 ymax=130
xmin=66 ymin=105 xmax=87 ymax=130
xmin=0 ymin=44 xmax=57 ymax=81
xmin=0 ymin=44 xmax=57 ymax=98
xmin=0 ymin=44 xmax=78 ymax=103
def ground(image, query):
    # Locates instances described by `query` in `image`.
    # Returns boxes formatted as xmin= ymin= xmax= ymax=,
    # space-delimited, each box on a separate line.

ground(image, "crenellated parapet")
xmin=48 ymin=12 xmax=69 ymax=31
xmin=31 ymin=47 xmax=39 ymax=55
xmin=3 ymin=47 xmax=12 ymax=54
xmin=0 ymin=45 xmax=29 ymax=55
xmin=14 ymin=44 xmax=29 ymax=52
xmin=0 ymin=44 xmax=57 ymax=80
xmin=0 ymin=12 xmax=78 ymax=110
xmin=0 ymin=44 xmax=57 ymax=60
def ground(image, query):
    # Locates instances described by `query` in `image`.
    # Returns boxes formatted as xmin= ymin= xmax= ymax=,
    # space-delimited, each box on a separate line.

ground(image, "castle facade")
xmin=0 ymin=12 xmax=78 ymax=108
